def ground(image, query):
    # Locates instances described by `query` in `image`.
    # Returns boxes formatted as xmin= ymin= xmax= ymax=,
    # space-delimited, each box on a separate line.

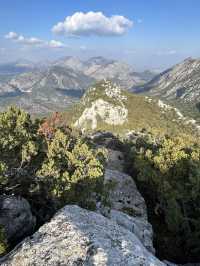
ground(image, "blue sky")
xmin=0 ymin=0 xmax=200 ymax=70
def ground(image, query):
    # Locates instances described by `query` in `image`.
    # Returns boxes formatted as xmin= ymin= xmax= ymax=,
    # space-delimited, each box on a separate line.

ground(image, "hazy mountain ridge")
xmin=53 ymin=56 xmax=148 ymax=89
xmin=0 ymin=56 xmax=155 ymax=114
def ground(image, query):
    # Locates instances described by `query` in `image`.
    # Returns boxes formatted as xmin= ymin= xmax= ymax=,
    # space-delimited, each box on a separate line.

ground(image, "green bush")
xmin=37 ymin=129 xmax=107 ymax=208
xmin=128 ymin=132 xmax=200 ymax=260
xmin=0 ymin=107 xmax=107 ymax=224
xmin=0 ymin=106 xmax=41 ymax=195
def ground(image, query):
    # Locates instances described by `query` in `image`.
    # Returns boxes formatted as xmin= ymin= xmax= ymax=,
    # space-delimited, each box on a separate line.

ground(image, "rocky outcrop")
xmin=109 ymin=209 xmax=154 ymax=253
xmin=74 ymin=80 xmax=129 ymax=131
xmin=1 ymin=205 xmax=165 ymax=266
xmin=98 ymin=169 xmax=154 ymax=253
xmin=0 ymin=196 xmax=36 ymax=244
xmin=74 ymin=98 xmax=128 ymax=130
xmin=104 ymin=169 xmax=147 ymax=218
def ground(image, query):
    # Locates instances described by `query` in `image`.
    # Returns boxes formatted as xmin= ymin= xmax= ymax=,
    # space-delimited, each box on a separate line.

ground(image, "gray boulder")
xmin=109 ymin=209 xmax=155 ymax=253
xmin=1 ymin=205 xmax=166 ymax=266
xmin=104 ymin=169 xmax=147 ymax=218
xmin=0 ymin=196 xmax=36 ymax=243
xmin=97 ymin=169 xmax=154 ymax=253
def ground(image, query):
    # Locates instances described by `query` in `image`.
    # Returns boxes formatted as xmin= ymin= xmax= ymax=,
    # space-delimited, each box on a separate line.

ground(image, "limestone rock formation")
xmin=74 ymin=98 xmax=128 ymax=130
xmin=1 ymin=205 xmax=165 ymax=266
xmin=109 ymin=209 xmax=154 ymax=253
xmin=97 ymin=169 xmax=154 ymax=253
xmin=104 ymin=169 xmax=147 ymax=218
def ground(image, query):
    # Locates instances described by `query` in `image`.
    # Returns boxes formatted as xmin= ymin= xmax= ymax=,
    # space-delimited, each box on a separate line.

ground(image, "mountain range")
xmin=1 ymin=55 xmax=200 ymax=124
xmin=0 ymin=56 xmax=155 ymax=115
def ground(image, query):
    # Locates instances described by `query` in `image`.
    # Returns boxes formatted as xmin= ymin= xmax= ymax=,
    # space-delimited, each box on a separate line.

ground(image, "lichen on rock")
xmin=0 ymin=205 xmax=165 ymax=266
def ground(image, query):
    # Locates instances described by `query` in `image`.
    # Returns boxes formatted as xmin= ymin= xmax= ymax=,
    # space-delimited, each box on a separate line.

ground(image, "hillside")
xmin=63 ymin=80 xmax=198 ymax=136
xmin=135 ymin=58 xmax=200 ymax=121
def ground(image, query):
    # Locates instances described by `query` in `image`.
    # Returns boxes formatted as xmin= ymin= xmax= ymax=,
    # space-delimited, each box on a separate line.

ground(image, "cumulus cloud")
xmin=5 ymin=32 xmax=65 ymax=48
xmin=52 ymin=11 xmax=133 ymax=37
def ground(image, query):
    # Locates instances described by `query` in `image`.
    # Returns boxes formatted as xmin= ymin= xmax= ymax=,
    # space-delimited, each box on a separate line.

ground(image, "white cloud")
xmin=5 ymin=32 xmax=43 ymax=46
xmin=17 ymin=35 xmax=43 ymax=45
xmin=5 ymin=31 xmax=18 ymax=39
xmin=48 ymin=40 xmax=65 ymax=48
xmin=52 ymin=11 xmax=133 ymax=37
xmin=5 ymin=32 xmax=65 ymax=49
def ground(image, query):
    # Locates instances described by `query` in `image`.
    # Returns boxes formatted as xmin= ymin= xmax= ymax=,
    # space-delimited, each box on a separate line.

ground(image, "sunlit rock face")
xmin=1 ymin=205 xmax=165 ymax=266
xmin=75 ymin=98 xmax=128 ymax=130
xmin=74 ymin=80 xmax=128 ymax=131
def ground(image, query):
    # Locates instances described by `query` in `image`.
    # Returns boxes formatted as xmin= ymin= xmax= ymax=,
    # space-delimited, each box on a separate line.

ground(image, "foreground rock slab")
xmin=1 ymin=205 xmax=165 ymax=266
